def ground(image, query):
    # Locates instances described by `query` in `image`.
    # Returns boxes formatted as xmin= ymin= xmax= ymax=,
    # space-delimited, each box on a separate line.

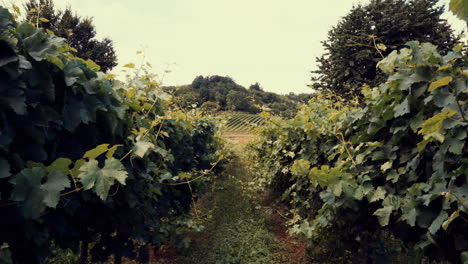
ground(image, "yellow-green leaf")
xmin=83 ymin=144 xmax=110 ymax=160
xmin=70 ymin=159 xmax=86 ymax=178
xmin=85 ymin=59 xmax=100 ymax=71
xmin=453 ymin=43 xmax=464 ymax=52
xmin=105 ymin=74 xmax=116 ymax=80
xmin=106 ymin=145 xmax=122 ymax=158
xmin=46 ymin=56 xmax=64 ymax=70
xmin=123 ymin=63 xmax=135 ymax=68
xmin=39 ymin=17 xmax=50 ymax=23
xmin=12 ymin=4 xmax=21 ymax=15
xmin=437 ymin=64 xmax=451 ymax=71
xmin=291 ymin=159 xmax=311 ymax=178
xmin=418 ymin=109 xmax=457 ymax=136
xmin=428 ymin=76 xmax=453 ymax=92
xmin=442 ymin=209 xmax=460 ymax=230
xmin=381 ymin=161 xmax=393 ymax=172
xmin=376 ymin=43 xmax=387 ymax=51
xmin=450 ymin=0 xmax=468 ymax=24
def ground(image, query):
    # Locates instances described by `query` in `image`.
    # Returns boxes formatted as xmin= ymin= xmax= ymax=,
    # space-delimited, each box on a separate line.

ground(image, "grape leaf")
xmin=394 ymin=98 xmax=410 ymax=117
xmin=0 ymin=158 xmax=10 ymax=178
xmin=133 ymin=140 xmax=155 ymax=158
xmin=428 ymin=76 xmax=453 ymax=92
xmin=380 ymin=161 xmax=393 ymax=172
xmin=429 ymin=210 xmax=448 ymax=234
xmin=291 ymin=159 xmax=311 ymax=178
xmin=442 ymin=209 xmax=460 ymax=230
xmin=106 ymin=145 xmax=122 ymax=158
xmin=70 ymin=159 xmax=86 ymax=178
xmin=9 ymin=167 xmax=46 ymax=219
xmin=368 ymin=186 xmax=386 ymax=202
xmin=46 ymin=158 xmax=72 ymax=175
xmin=373 ymin=206 xmax=394 ymax=226
xmin=40 ymin=171 xmax=70 ymax=208
xmin=450 ymin=0 xmax=468 ymax=24
xmin=83 ymin=144 xmax=110 ymax=159
xmin=401 ymin=208 xmax=417 ymax=227
xmin=418 ymin=109 xmax=457 ymax=140
xmin=78 ymin=158 xmax=128 ymax=200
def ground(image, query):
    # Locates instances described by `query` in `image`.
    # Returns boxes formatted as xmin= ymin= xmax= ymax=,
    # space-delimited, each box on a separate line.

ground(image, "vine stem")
xmin=335 ymin=132 xmax=356 ymax=165
xmin=187 ymin=182 xmax=199 ymax=220
xmin=449 ymin=84 xmax=467 ymax=123
xmin=160 ymin=158 xmax=222 ymax=186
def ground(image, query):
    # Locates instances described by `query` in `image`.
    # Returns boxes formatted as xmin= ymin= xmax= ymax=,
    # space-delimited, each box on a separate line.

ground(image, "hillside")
xmin=164 ymin=75 xmax=313 ymax=118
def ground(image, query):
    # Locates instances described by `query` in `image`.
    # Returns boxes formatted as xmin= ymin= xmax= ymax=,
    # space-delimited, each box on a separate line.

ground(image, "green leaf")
xmin=418 ymin=109 xmax=457 ymax=141
xmin=123 ymin=63 xmax=135 ymax=68
xmin=368 ymin=186 xmax=386 ymax=202
xmin=40 ymin=171 xmax=70 ymax=208
xmin=428 ymin=76 xmax=453 ymax=92
xmin=442 ymin=209 xmax=460 ymax=230
xmin=105 ymin=145 xmax=122 ymax=158
xmin=450 ymin=0 xmax=468 ymax=24
xmin=46 ymin=158 xmax=72 ymax=175
xmin=386 ymin=169 xmax=400 ymax=183
xmin=291 ymin=159 xmax=311 ymax=178
xmin=70 ymin=159 xmax=85 ymax=178
xmin=381 ymin=161 xmax=393 ymax=172
xmin=78 ymin=158 xmax=128 ymax=200
xmin=83 ymin=144 xmax=110 ymax=159
xmin=330 ymin=181 xmax=343 ymax=197
xmin=46 ymin=56 xmax=64 ymax=70
xmin=401 ymin=208 xmax=417 ymax=227
xmin=461 ymin=251 xmax=468 ymax=263
xmin=377 ymin=50 xmax=398 ymax=74
xmin=133 ymin=140 xmax=155 ymax=158
xmin=428 ymin=210 xmax=448 ymax=234
xmin=0 ymin=158 xmax=10 ymax=178
xmin=9 ymin=167 xmax=46 ymax=219
xmin=84 ymin=59 xmax=100 ymax=71
xmin=20 ymin=24 xmax=64 ymax=61
xmin=373 ymin=206 xmax=394 ymax=226
xmin=394 ymin=97 xmax=410 ymax=117
xmin=376 ymin=43 xmax=387 ymax=51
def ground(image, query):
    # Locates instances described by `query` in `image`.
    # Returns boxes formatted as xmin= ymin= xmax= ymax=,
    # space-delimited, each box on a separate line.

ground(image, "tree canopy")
xmin=166 ymin=75 xmax=305 ymax=117
xmin=25 ymin=0 xmax=117 ymax=72
xmin=312 ymin=0 xmax=459 ymax=101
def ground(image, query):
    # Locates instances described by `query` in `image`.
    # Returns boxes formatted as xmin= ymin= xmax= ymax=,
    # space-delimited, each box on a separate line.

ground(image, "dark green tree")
xmin=25 ymin=0 xmax=117 ymax=72
xmin=312 ymin=0 xmax=459 ymax=101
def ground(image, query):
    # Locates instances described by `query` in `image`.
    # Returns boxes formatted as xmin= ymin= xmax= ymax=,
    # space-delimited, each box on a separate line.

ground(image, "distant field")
xmin=223 ymin=113 xmax=266 ymax=133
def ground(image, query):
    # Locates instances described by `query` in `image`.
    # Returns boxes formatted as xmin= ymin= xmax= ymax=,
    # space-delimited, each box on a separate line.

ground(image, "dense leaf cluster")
xmin=250 ymin=42 xmax=467 ymax=262
xmin=24 ymin=0 xmax=118 ymax=72
xmin=312 ymin=0 xmax=459 ymax=101
xmin=0 ymin=7 xmax=222 ymax=263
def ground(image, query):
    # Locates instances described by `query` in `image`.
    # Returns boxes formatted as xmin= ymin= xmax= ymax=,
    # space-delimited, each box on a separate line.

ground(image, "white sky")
xmin=13 ymin=0 xmax=468 ymax=94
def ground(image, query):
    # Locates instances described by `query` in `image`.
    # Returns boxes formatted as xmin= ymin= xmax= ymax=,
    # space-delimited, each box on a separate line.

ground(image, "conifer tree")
xmin=312 ymin=0 xmax=459 ymax=101
xmin=25 ymin=0 xmax=117 ymax=72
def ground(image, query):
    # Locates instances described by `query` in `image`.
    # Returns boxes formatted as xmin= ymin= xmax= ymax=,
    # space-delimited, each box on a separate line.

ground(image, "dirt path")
xmin=171 ymin=146 xmax=309 ymax=264
xmin=224 ymin=133 xmax=254 ymax=145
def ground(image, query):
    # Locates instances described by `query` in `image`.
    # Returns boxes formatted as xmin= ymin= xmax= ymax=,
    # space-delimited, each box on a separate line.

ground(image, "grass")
xmin=176 ymin=151 xmax=308 ymax=264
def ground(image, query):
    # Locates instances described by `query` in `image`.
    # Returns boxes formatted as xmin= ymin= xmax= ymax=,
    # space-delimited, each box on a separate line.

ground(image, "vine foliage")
xmin=250 ymin=40 xmax=467 ymax=262
xmin=0 ymin=6 xmax=223 ymax=263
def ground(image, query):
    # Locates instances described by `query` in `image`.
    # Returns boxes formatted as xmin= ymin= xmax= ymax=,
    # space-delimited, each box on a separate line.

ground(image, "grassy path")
xmin=175 ymin=148 xmax=308 ymax=264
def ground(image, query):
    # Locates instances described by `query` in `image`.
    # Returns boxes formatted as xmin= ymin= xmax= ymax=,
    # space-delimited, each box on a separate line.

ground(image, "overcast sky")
xmin=15 ymin=0 xmax=468 ymax=94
